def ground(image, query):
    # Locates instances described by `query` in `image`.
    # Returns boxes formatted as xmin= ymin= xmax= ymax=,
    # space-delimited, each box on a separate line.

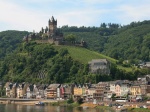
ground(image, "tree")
xmin=64 ymin=34 xmax=77 ymax=42
xmin=100 ymin=23 xmax=107 ymax=28
xmin=67 ymin=97 xmax=74 ymax=104
xmin=77 ymin=97 xmax=83 ymax=104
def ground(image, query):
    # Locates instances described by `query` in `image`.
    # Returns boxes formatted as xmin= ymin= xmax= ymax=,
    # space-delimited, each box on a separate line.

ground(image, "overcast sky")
xmin=0 ymin=0 xmax=150 ymax=32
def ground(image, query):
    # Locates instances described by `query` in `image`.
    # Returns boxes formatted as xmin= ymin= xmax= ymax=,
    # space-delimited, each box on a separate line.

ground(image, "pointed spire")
xmin=48 ymin=19 xmax=50 ymax=24
xmin=51 ymin=16 xmax=54 ymax=21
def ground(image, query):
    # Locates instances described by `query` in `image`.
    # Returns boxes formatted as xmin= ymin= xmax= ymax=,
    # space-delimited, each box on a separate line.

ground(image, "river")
xmin=0 ymin=104 xmax=115 ymax=112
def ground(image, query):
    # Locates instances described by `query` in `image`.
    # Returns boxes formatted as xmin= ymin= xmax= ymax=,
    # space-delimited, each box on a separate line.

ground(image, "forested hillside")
xmin=0 ymin=42 xmax=87 ymax=83
xmin=1 ymin=42 xmax=116 ymax=83
xmin=0 ymin=30 xmax=28 ymax=59
xmin=0 ymin=41 xmax=149 ymax=84
xmin=0 ymin=20 xmax=150 ymax=84
xmin=104 ymin=21 xmax=150 ymax=62
xmin=61 ymin=20 xmax=150 ymax=63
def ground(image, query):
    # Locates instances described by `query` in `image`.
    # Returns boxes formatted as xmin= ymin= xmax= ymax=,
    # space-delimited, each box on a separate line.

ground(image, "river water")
xmin=0 ymin=104 xmax=115 ymax=112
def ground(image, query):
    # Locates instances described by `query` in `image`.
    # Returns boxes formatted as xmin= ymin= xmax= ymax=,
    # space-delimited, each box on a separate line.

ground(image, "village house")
xmin=129 ymin=82 xmax=142 ymax=101
xmin=10 ymin=83 xmax=17 ymax=98
xmin=58 ymin=85 xmax=65 ymax=99
xmin=82 ymin=85 xmax=86 ymax=97
xmin=137 ymin=75 xmax=150 ymax=96
xmin=137 ymin=75 xmax=150 ymax=84
xmin=61 ymin=84 xmax=73 ymax=99
xmin=73 ymin=84 xmax=83 ymax=99
xmin=147 ymin=85 xmax=150 ymax=96
xmin=129 ymin=80 xmax=150 ymax=101
xmin=96 ymin=82 xmax=109 ymax=93
xmin=82 ymin=84 xmax=90 ymax=100
xmin=17 ymin=83 xmax=24 ymax=98
xmin=88 ymin=59 xmax=110 ymax=75
xmin=32 ymin=84 xmax=40 ymax=99
xmin=87 ymin=84 xmax=96 ymax=100
xmin=88 ymin=88 xmax=96 ymax=100
xmin=56 ymin=85 xmax=68 ymax=100
xmin=109 ymin=81 xmax=117 ymax=93
xmin=37 ymin=84 xmax=47 ymax=99
xmin=46 ymin=84 xmax=60 ymax=99
xmin=93 ymin=82 xmax=109 ymax=101
xmin=140 ymin=84 xmax=147 ymax=95
xmin=26 ymin=84 xmax=34 ymax=99
xmin=17 ymin=83 xmax=29 ymax=98
xmin=115 ymin=80 xmax=130 ymax=97
xmin=5 ymin=82 xmax=12 ymax=98
xmin=115 ymin=82 xmax=121 ymax=96
xmin=103 ymin=91 xmax=114 ymax=101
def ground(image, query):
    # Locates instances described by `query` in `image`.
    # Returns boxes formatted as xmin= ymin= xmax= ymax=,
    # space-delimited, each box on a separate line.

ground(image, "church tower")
xmin=48 ymin=16 xmax=57 ymax=35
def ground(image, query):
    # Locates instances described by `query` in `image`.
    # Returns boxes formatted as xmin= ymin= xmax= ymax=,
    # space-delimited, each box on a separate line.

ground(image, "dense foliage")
xmin=0 ymin=42 xmax=90 ymax=83
xmin=0 ymin=30 xmax=28 ymax=59
xmin=1 ymin=20 xmax=150 ymax=83
xmin=104 ymin=21 xmax=150 ymax=61
xmin=61 ymin=20 xmax=150 ymax=62
xmin=0 ymin=41 xmax=149 ymax=83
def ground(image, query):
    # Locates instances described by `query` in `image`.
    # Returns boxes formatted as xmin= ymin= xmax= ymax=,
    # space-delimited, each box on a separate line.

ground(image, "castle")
xmin=23 ymin=16 xmax=87 ymax=47
xmin=40 ymin=16 xmax=64 ymax=45
xmin=23 ymin=16 xmax=63 ymax=45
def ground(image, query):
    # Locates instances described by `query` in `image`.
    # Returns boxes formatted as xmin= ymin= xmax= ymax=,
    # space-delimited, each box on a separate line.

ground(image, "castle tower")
xmin=48 ymin=16 xmax=57 ymax=36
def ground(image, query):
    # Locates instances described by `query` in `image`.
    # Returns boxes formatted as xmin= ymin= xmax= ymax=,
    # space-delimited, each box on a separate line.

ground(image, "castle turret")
xmin=48 ymin=19 xmax=51 ymax=25
xmin=48 ymin=16 xmax=57 ymax=35
xmin=41 ymin=27 xmax=44 ymax=33
xmin=51 ymin=16 xmax=54 ymax=21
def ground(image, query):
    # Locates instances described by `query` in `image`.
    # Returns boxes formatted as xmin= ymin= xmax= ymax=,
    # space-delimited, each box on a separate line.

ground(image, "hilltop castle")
xmin=41 ymin=16 xmax=64 ymax=45
xmin=48 ymin=16 xmax=57 ymax=36
xmin=23 ymin=16 xmax=63 ymax=45
xmin=24 ymin=16 xmax=87 ymax=47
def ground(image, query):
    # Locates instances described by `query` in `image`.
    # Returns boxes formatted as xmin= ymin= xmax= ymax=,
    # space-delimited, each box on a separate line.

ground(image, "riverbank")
xmin=0 ymin=98 xmax=58 ymax=105
xmin=80 ymin=102 xmax=150 ymax=112
xmin=1 ymin=98 xmax=150 ymax=112
xmin=0 ymin=104 xmax=115 ymax=112
xmin=128 ymin=108 xmax=150 ymax=112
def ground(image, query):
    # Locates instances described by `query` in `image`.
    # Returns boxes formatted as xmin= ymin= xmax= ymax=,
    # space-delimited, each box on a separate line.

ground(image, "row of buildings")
xmin=1 ymin=75 xmax=150 ymax=102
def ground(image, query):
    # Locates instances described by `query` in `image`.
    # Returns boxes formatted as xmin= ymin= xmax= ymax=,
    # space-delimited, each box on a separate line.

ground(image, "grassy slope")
xmin=54 ymin=45 xmax=132 ymax=72
xmin=54 ymin=45 xmax=116 ymax=63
